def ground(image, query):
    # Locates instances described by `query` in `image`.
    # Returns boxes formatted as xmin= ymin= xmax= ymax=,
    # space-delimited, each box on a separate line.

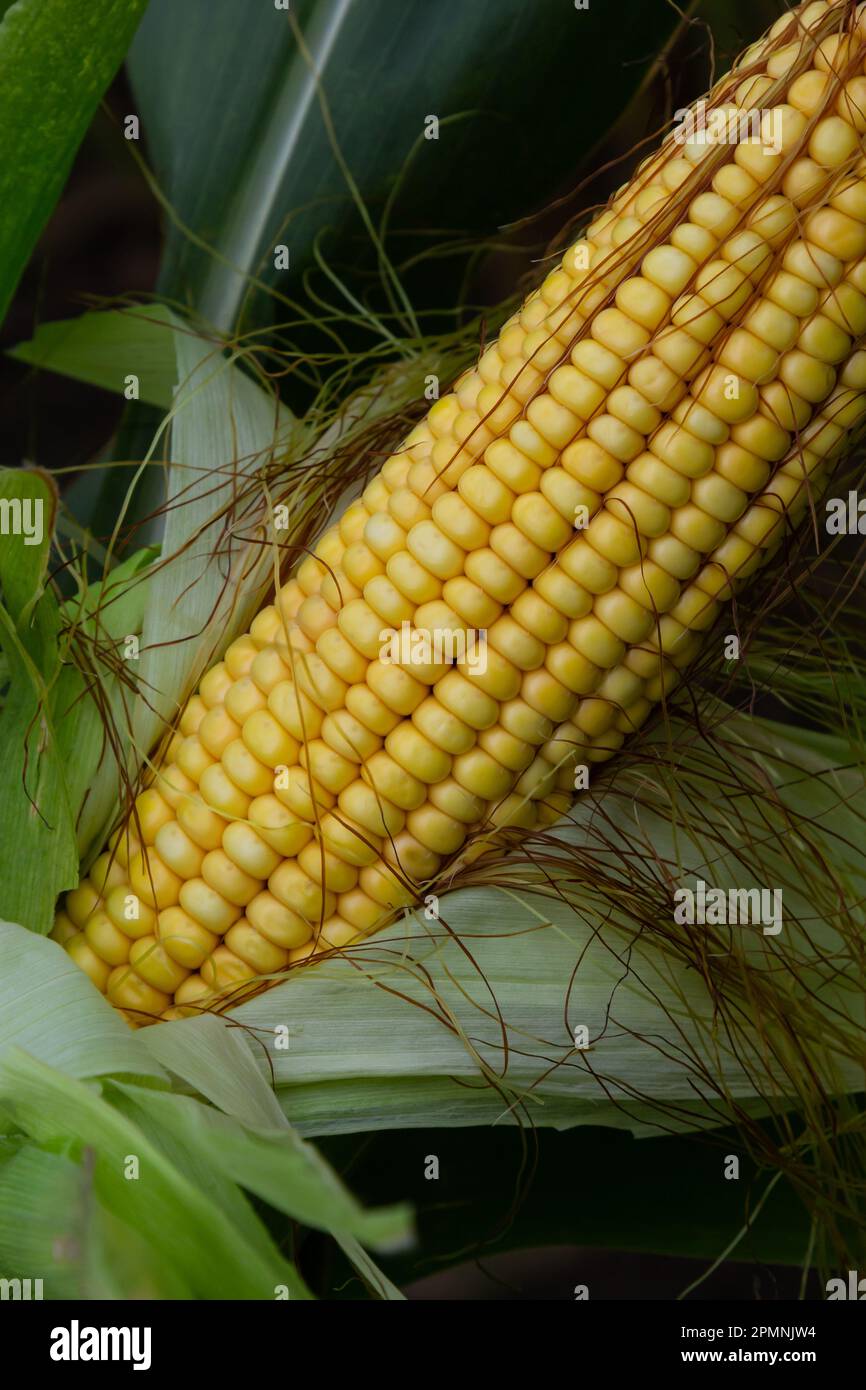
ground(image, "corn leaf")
xmin=55 ymin=545 xmax=159 ymax=864
xmin=131 ymin=317 xmax=298 ymax=757
xmin=7 ymin=306 xmax=178 ymax=407
xmin=0 ymin=1050 xmax=309 ymax=1299
xmin=335 ymin=1235 xmax=405 ymax=1302
xmin=78 ymin=1204 xmax=195 ymax=1299
xmin=128 ymin=0 xmax=686 ymax=330
xmin=0 ymin=0 xmax=148 ymax=325
xmin=0 ymin=519 xmax=157 ymax=917
xmin=140 ymin=1015 xmax=408 ymax=1296
xmin=108 ymin=1083 xmax=412 ymax=1252
xmin=144 ymin=1011 xmax=287 ymax=1129
xmin=218 ymin=891 xmax=734 ymax=1139
xmin=0 ymin=930 xmax=409 ymax=1294
xmin=0 ymin=1146 xmax=86 ymax=1296
xmin=0 ymin=943 xmax=807 ymax=1288
xmin=182 ymin=712 xmax=863 ymax=1140
xmin=0 ymin=1140 xmax=191 ymax=1297
xmin=21 ymin=310 xmax=300 ymax=869
xmin=0 ymin=921 xmax=164 ymax=1082
xmin=0 ymin=468 xmax=78 ymax=930
xmin=5 ymin=308 xmax=300 ymax=868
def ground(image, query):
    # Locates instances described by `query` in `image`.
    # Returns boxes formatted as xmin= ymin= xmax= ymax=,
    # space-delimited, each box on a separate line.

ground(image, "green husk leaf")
xmin=0 ymin=1139 xmax=189 ymax=1298
xmin=0 ymin=1145 xmax=85 ymax=1296
xmin=0 ymin=467 xmax=56 ymax=625
xmin=40 ymin=311 xmax=302 ymax=870
xmin=212 ymin=712 xmax=865 ymax=1140
xmin=109 ymin=1082 xmax=412 ymax=1251
xmin=8 ymin=306 xmax=178 ymax=406
xmin=335 ymin=1234 xmax=406 ymax=1301
xmin=55 ymin=544 xmax=159 ymax=863
xmin=230 ymin=891 xmax=737 ymax=1138
xmin=78 ymin=1202 xmax=195 ymax=1299
xmin=0 ymin=921 xmax=165 ymax=1082
xmin=0 ymin=0 xmax=148 ymax=324
xmin=139 ymin=1014 xmax=410 ymax=1294
xmin=143 ymin=1011 xmax=286 ymax=1129
xmin=130 ymin=316 xmax=298 ymax=761
xmin=0 ymin=1050 xmax=308 ymax=1299
xmin=0 ymin=468 xmax=78 ymax=929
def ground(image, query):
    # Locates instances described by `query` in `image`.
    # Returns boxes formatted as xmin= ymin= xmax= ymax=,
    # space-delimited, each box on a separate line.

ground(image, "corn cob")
xmin=55 ymin=0 xmax=866 ymax=1022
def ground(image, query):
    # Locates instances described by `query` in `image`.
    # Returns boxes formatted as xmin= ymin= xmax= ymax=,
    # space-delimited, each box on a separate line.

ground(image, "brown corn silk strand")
xmin=54 ymin=0 xmax=866 ymax=1024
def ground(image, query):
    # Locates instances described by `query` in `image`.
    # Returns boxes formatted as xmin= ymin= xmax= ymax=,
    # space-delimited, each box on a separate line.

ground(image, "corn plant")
xmin=1 ymin=0 xmax=865 ymax=1300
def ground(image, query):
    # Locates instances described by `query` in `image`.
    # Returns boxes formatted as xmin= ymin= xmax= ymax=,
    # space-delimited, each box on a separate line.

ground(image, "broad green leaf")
xmin=3 ymin=306 xmax=300 ymax=869
xmin=128 ymin=0 xmax=685 ymax=330
xmin=0 ymin=0 xmax=148 ymax=324
xmin=63 ymin=546 xmax=158 ymax=623
xmin=95 ymin=1079 xmax=314 ymax=1294
xmin=80 ymin=1203 xmax=194 ymax=1299
xmin=0 ymin=469 xmax=158 ymax=919
xmin=0 ymin=469 xmax=78 ymax=928
xmin=0 ymin=921 xmax=165 ymax=1082
xmin=141 ymin=1013 xmax=409 ymax=1295
xmin=0 ymin=1145 xmax=84 ymax=1295
xmin=0 ymin=466 xmax=56 ymax=624
xmin=13 ymin=309 xmax=300 ymax=868
xmin=272 ymin=1076 xmax=703 ymax=1140
xmin=0 ymin=1141 xmax=187 ymax=1297
xmin=8 ymin=306 xmax=178 ymax=407
xmin=0 ymin=1050 xmax=308 ymax=1299
xmin=110 ymin=1083 xmax=412 ymax=1251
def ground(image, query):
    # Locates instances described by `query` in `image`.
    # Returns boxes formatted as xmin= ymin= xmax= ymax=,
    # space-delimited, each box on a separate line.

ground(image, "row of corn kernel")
xmin=475 ymin=145 xmax=866 ymax=800
xmin=54 ymin=233 xmax=627 ymax=1015
xmin=53 ymin=430 xmax=431 ymax=1012
xmin=527 ymin=371 xmax=866 ymax=799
